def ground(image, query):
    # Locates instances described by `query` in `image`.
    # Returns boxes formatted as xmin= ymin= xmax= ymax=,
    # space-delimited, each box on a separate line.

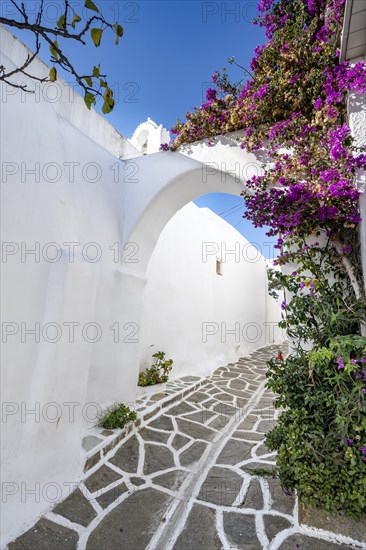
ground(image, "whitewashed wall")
xmin=140 ymin=203 xmax=283 ymax=380
xmin=1 ymin=28 xmax=281 ymax=544
xmin=0 ymin=28 xmax=141 ymax=543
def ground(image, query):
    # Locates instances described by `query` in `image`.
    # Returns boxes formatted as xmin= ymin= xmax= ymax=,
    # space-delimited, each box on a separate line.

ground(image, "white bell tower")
xmin=129 ymin=118 xmax=170 ymax=155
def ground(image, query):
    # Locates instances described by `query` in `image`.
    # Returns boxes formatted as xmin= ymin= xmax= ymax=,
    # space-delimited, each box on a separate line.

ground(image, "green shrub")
xmin=138 ymin=351 xmax=173 ymax=387
xmin=97 ymin=403 xmax=137 ymax=430
xmin=265 ymin=334 xmax=366 ymax=518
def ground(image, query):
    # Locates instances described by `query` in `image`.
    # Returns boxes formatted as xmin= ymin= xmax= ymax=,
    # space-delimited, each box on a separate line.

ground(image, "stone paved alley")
xmin=9 ymin=345 xmax=366 ymax=549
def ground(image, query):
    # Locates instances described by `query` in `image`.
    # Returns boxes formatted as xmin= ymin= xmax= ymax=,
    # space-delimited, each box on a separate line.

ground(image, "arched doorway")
xmin=86 ymin=147 xmax=279 ymax=405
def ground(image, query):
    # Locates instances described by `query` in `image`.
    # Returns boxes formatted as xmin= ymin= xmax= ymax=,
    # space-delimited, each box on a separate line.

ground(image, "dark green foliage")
xmin=98 ymin=403 xmax=137 ymax=430
xmin=138 ymin=351 xmax=173 ymax=387
xmin=266 ymin=335 xmax=366 ymax=517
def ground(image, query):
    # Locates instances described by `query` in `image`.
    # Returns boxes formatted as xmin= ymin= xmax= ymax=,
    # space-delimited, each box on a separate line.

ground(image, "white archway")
xmin=85 ymin=143 xmax=268 ymax=406
xmin=122 ymin=151 xmax=246 ymax=277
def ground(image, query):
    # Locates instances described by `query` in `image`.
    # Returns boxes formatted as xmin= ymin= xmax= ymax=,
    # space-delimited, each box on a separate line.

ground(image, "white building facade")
xmin=0 ymin=27 xmax=282 ymax=543
xmin=1 ymin=0 xmax=364 ymax=539
xmin=341 ymin=0 xmax=366 ymax=294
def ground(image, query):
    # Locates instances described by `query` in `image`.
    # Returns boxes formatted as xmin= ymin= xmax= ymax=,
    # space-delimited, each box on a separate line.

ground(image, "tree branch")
xmin=331 ymin=236 xmax=363 ymax=300
xmin=0 ymin=34 xmax=45 ymax=90
xmin=9 ymin=0 xmax=25 ymax=19
xmin=40 ymin=31 xmax=105 ymax=100
xmin=0 ymin=17 xmax=89 ymax=43
xmin=1 ymin=0 xmax=121 ymax=111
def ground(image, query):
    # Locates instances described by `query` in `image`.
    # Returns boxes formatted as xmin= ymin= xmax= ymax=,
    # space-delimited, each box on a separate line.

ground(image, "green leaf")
xmin=49 ymin=67 xmax=57 ymax=82
xmin=114 ymin=23 xmax=124 ymax=37
xmin=49 ymin=39 xmax=59 ymax=60
xmin=92 ymin=65 xmax=100 ymax=78
xmin=71 ymin=13 xmax=82 ymax=29
xmin=113 ymin=23 xmax=123 ymax=45
xmin=99 ymin=79 xmax=107 ymax=88
xmin=84 ymin=92 xmax=96 ymax=110
xmin=107 ymin=96 xmax=115 ymax=108
xmin=84 ymin=0 xmax=99 ymax=12
xmin=84 ymin=76 xmax=93 ymax=87
xmin=102 ymin=88 xmax=115 ymax=112
xmin=57 ymin=15 xmax=65 ymax=30
xmin=102 ymin=99 xmax=114 ymax=114
xmin=91 ymin=28 xmax=102 ymax=47
xmin=103 ymin=87 xmax=113 ymax=100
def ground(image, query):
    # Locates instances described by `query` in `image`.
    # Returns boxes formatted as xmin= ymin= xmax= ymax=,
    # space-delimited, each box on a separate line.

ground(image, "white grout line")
xmin=151 ymin=377 xmax=271 ymax=549
xmin=80 ymin=484 xmax=110 ymax=515
xmin=18 ymin=344 xmax=365 ymax=550
xmin=232 ymin=477 xmax=250 ymax=507
xmin=260 ymin=477 xmax=272 ymax=513
xmin=190 ymin=498 xmax=296 ymax=520
xmin=256 ymin=512 xmax=270 ymax=549
xmin=216 ymin=508 xmax=237 ymax=550
xmin=135 ymin=431 xmax=146 ymax=476
xmin=268 ymin=526 xmax=299 ymax=550
xmin=44 ymin=512 xmax=85 ymax=536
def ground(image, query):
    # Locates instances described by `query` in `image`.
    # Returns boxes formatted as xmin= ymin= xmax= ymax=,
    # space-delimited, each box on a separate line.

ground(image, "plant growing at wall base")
xmin=265 ymin=335 xmax=366 ymax=517
xmin=138 ymin=351 xmax=173 ymax=386
xmin=97 ymin=403 xmax=137 ymax=430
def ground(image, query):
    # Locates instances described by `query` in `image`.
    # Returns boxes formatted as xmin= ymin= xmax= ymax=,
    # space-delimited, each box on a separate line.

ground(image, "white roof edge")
xmin=340 ymin=0 xmax=354 ymax=61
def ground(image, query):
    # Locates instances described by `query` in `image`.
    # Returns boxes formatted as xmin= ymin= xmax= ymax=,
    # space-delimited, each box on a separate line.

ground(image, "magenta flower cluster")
xmin=161 ymin=0 xmax=366 ymax=296
xmin=241 ymin=0 xmax=366 ymax=253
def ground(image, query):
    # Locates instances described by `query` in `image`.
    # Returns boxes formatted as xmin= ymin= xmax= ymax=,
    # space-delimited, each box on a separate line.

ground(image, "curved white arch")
xmin=101 ymin=145 xmax=267 ymax=403
xmin=122 ymin=147 xmax=260 ymax=278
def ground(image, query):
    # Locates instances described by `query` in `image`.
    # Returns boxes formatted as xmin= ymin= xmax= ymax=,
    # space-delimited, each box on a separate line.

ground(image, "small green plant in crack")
xmin=97 ymin=403 xmax=137 ymax=430
xmin=138 ymin=351 xmax=173 ymax=387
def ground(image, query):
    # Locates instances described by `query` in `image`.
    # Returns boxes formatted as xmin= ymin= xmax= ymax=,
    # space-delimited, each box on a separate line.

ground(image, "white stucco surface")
xmin=140 ymin=203 xmax=283 ymax=379
xmin=129 ymin=118 xmax=170 ymax=154
xmin=347 ymin=56 xmax=366 ymax=294
xmin=1 ymin=33 xmax=135 ymax=539
xmin=2 ymin=8 xmax=364 ymax=539
xmin=0 ymin=29 xmax=281 ymax=543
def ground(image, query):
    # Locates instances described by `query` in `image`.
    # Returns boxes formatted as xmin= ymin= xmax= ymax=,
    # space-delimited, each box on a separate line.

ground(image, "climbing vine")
xmin=162 ymin=0 xmax=366 ymax=515
xmin=161 ymin=0 xmax=366 ymax=335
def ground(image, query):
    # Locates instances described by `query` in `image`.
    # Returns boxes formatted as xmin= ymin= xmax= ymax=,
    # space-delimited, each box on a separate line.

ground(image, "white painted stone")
xmin=0 ymin=28 xmax=281 ymax=543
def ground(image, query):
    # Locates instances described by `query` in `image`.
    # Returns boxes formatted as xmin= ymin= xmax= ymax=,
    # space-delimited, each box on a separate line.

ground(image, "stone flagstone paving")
xmin=8 ymin=344 xmax=366 ymax=549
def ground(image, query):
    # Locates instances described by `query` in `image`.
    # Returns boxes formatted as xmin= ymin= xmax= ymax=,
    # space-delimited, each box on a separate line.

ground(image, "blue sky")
xmin=4 ymin=0 xmax=276 ymax=256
